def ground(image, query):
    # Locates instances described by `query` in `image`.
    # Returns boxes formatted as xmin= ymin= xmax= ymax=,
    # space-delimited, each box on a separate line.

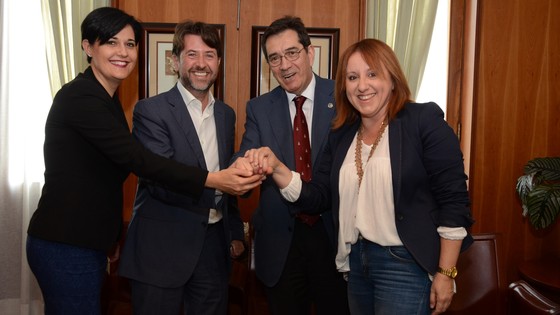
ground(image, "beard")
xmin=179 ymin=68 xmax=216 ymax=94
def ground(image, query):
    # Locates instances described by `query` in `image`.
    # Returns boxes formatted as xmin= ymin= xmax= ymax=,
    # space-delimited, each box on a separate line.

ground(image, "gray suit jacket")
xmin=235 ymin=75 xmax=336 ymax=287
xmin=119 ymin=85 xmax=243 ymax=288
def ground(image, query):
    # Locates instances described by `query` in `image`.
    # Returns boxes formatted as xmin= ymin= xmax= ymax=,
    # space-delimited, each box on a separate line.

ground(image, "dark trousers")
xmin=26 ymin=235 xmax=107 ymax=315
xmin=129 ymin=221 xmax=229 ymax=315
xmin=265 ymin=218 xmax=350 ymax=315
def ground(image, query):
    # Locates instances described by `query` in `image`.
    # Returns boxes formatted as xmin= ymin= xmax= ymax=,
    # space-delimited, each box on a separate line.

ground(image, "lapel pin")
xmin=328 ymin=103 xmax=334 ymax=108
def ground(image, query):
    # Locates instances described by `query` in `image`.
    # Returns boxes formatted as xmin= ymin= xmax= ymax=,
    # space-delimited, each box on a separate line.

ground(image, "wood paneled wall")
xmin=115 ymin=0 xmax=363 ymax=140
xmin=469 ymin=0 xmax=560 ymax=285
xmin=114 ymin=0 xmax=560 ymax=292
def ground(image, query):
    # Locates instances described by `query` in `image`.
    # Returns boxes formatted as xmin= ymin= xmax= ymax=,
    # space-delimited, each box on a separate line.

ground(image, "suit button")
xmin=397 ymin=214 xmax=404 ymax=220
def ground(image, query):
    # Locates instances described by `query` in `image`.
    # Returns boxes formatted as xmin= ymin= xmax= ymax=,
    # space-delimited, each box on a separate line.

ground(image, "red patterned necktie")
xmin=293 ymin=95 xmax=319 ymax=226
xmin=293 ymin=96 xmax=312 ymax=181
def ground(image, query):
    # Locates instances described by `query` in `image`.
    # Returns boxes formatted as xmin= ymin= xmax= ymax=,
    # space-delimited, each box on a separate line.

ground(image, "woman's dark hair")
xmin=261 ymin=16 xmax=311 ymax=62
xmin=172 ymin=21 xmax=223 ymax=58
xmin=81 ymin=7 xmax=142 ymax=63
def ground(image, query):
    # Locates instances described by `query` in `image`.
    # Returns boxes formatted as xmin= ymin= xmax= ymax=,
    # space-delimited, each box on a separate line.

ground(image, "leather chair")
xmin=508 ymin=280 xmax=560 ymax=315
xmin=444 ymin=233 xmax=507 ymax=314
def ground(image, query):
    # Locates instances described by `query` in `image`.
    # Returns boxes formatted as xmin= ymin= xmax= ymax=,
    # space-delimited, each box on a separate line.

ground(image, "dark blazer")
xmin=27 ymin=68 xmax=207 ymax=252
xmin=296 ymin=102 xmax=474 ymax=275
xmin=235 ymin=75 xmax=336 ymax=287
xmin=118 ymin=85 xmax=244 ymax=288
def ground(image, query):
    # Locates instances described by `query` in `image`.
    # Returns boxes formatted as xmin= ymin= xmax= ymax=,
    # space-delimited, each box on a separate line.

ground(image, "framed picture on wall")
xmin=250 ymin=26 xmax=340 ymax=99
xmin=139 ymin=22 xmax=225 ymax=99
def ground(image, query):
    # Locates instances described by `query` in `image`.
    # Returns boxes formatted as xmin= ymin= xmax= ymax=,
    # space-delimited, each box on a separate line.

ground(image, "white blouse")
xmin=280 ymin=128 xmax=466 ymax=273
xmin=336 ymin=128 xmax=400 ymax=271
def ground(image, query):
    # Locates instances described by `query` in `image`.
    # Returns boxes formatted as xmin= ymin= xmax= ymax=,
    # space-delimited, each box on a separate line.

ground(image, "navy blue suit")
xmin=119 ymin=85 xmax=243 ymax=314
xmin=296 ymin=102 xmax=474 ymax=275
xmin=235 ymin=75 xmax=349 ymax=314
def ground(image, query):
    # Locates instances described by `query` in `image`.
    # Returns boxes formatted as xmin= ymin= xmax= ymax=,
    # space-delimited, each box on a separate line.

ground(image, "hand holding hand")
xmin=244 ymin=146 xmax=280 ymax=175
xmin=244 ymin=147 xmax=293 ymax=189
xmin=206 ymin=167 xmax=264 ymax=195
xmin=231 ymin=156 xmax=254 ymax=172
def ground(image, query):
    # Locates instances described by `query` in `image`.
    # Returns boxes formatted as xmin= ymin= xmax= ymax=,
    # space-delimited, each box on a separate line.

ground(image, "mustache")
xmin=191 ymin=66 xmax=210 ymax=72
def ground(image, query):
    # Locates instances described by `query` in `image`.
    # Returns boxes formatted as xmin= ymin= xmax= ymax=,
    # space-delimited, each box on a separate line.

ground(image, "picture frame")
xmin=139 ymin=22 xmax=225 ymax=99
xmin=250 ymin=26 xmax=340 ymax=98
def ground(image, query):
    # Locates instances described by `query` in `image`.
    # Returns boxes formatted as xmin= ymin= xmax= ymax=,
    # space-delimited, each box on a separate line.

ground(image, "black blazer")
xmin=296 ymin=102 xmax=475 ymax=275
xmin=28 ymin=67 xmax=208 ymax=252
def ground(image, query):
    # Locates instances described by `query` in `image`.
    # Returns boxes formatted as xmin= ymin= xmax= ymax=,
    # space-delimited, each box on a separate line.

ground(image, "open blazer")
xmin=295 ymin=102 xmax=474 ymax=275
xmin=119 ymin=85 xmax=244 ymax=288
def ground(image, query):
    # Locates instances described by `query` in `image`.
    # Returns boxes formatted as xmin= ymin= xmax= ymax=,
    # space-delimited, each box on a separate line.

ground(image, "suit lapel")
xmin=388 ymin=118 xmax=402 ymax=205
xmin=311 ymin=76 xmax=336 ymax=166
xmin=333 ymin=122 xmax=360 ymax=185
xmin=213 ymin=101 xmax=228 ymax=169
xmin=167 ymin=86 xmax=207 ymax=169
xmin=267 ymin=88 xmax=295 ymax=168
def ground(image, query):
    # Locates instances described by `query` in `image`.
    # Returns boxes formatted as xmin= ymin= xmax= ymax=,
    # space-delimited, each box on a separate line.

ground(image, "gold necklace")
xmin=355 ymin=120 xmax=387 ymax=189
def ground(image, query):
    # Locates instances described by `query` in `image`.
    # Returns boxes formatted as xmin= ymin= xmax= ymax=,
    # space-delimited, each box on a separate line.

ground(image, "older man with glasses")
xmin=232 ymin=16 xmax=350 ymax=315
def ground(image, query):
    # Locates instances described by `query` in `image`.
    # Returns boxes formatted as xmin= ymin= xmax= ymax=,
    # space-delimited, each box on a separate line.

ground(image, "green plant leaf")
xmin=526 ymin=183 xmax=560 ymax=229
xmin=516 ymin=157 xmax=560 ymax=229
xmin=524 ymin=157 xmax=560 ymax=180
xmin=516 ymin=173 xmax=535 ymax=214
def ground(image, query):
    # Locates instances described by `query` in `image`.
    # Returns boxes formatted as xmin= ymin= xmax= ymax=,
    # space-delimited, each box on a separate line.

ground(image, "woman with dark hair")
xmin=243 ymin=38 xmax=474 ymax=314
xmin=26 ymin=7 xmax=261 ymax=314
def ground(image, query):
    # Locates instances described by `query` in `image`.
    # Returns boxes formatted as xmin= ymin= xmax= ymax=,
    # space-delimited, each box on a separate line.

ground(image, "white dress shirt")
xmin=177 ymin=83 xmax=222 ymax=223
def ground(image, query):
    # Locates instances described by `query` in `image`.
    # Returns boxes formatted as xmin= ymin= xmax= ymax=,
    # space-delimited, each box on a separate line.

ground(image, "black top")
xmin=28 ymin=67 xmax=208 ymax=251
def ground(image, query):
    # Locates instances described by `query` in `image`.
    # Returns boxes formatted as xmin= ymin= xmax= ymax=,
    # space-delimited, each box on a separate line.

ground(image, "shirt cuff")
xmin=279 ymin=171 xmax=302 ymax=202
xmin=437 ymin=226 xmax=467 ymax=240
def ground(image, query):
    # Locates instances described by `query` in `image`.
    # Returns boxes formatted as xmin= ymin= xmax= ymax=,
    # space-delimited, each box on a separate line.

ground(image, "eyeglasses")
xmin=267 ymin=47 xmax=305 ymax=67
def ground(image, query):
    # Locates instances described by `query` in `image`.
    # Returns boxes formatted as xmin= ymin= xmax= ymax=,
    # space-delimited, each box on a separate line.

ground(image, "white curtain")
xmin=0 ymin=0 xmax=106 ymax=314
xmin=366 ymin=0 xmax=439 ymax=99
xmin=42 ymin=0 xmax=108 ymax=96
xmin=0 ymin=0 xmax=50 ymax=313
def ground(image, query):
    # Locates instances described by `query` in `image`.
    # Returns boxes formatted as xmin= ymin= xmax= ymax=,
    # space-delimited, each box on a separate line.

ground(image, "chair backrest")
xmin=444 ymin=233 xmax=506 ymax=315
xmin=508 ymin=280 xmax=560 ymax=315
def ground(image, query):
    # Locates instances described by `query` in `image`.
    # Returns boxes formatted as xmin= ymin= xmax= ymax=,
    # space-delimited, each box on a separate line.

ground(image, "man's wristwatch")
xmin=437 ymin=266 xmax=458 ymax=278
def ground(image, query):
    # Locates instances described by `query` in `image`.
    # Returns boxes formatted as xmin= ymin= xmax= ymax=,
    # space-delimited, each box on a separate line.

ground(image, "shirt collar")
xmin=176 ymin=82 xmax=215 ymax=112
xmin=285 ymin=75 xmax=316 ymax=103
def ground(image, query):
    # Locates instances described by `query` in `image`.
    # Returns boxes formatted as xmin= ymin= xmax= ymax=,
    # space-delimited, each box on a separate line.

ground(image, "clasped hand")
xmin=233 ymin=147 xmax=280 ymax=175
xmin=217 ymin=147 xmax=284 ymax=196
xmin=208 ymin=164 xmax=264 ymax=196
